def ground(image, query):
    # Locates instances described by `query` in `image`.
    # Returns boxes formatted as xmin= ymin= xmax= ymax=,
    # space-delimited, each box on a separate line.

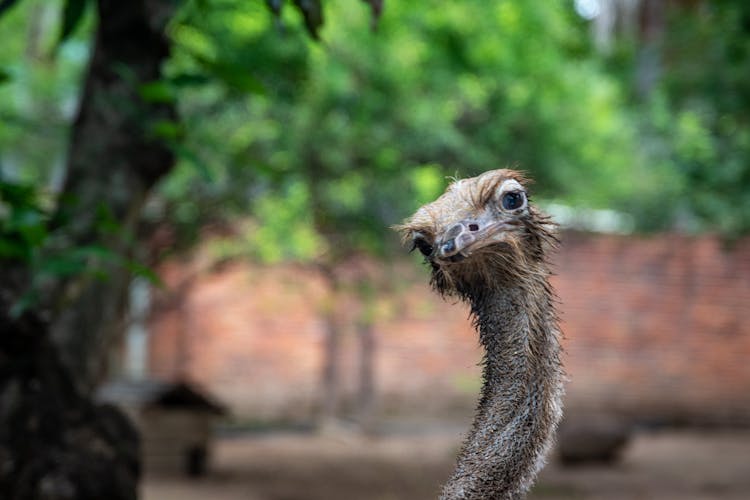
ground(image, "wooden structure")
xmin=97 ymin=379 xmax=226 ymax=476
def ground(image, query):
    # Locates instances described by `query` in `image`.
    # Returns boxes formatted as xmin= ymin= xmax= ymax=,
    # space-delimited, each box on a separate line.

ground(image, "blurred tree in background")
xmin=161 ymin=0 xmax=646 ymax=256
xmin=585 ymin=0 xmax=750 ymax=233
xmin=650 ymin=0 xmax=750 ymax=235
xmin=0 ymin=0 xmax=378 ymax=496
xmin=155 ymin=0 xmax=647 ymax=423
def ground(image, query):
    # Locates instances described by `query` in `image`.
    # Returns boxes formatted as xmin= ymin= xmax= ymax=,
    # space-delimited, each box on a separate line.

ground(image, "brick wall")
xmin=554 ymin=233 xmax=750 ymax=424
xmin=147 ymin=233 xmax=750 ymax=425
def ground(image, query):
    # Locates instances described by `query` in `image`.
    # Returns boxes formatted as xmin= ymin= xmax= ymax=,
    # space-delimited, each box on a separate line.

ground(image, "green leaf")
xmin=58 ymin=0 xmax=89 ymax=47
xmin=10 ymin=289 xmax=40 ymax=319
xmin=171 ymin=142 xmax=213 ymax=181
xmin=138 ymin=80 xmax=176 ymax=104
xmin=194 ymin=55 xmax=266 ymax=95
xmin=168 ymin=73 xmax=211 ymax=87
xmin=125 ymin=261 xmax=163 ymax=287
xmin=0 ymin=67 xmax=10 ymax=85
xmin=0 ymin=180 xmax=37 ymax=206
xmin=218 ymin=68 xmax=266 ymax=94
xmin=94 ymin=204 xmax=121 ymax=234
xmin=150 ymin=119 xmax=183 ymax=140
xmin=0 ymin=238 xmax=29 ymax=261
xmin=38 ymin=254 xmax=88 ymax=277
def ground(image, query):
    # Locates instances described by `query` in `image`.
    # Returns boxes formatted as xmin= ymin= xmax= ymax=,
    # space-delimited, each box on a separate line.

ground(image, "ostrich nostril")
xmin=441 ymin=239 xmax=456 ymax=255
xmin=468 ymin=223 xmax=479 ymax=232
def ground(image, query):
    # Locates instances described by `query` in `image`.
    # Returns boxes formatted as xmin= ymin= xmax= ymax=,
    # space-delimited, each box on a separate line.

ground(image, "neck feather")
xmin=440 ymin=275 xmax=563 ymax=500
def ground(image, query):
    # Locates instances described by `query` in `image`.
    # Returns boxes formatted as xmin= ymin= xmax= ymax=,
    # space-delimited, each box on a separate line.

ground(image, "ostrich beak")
xmin=436 ymin=218 xmax=510 ymax=262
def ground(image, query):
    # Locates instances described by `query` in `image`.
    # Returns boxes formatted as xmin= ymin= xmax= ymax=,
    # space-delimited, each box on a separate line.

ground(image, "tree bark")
xmin=318 ymin=266 xmax=343 ymax=424
xmin=1 ymin=272 xmax=141 ymax=500
xmin=635 ymin=0 xmax=666 ymax=97
xmin=0 ymin=2 xmax=179 ymax=498
xmin=355 ymin=316 xmax=376 ymax=432
xmin=50 ymin=0 xmax=179 ymax=393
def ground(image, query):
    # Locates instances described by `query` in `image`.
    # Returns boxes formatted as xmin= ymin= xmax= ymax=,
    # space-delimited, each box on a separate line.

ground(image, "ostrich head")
xmin=398 ymin=169 xmax=555 ymax=300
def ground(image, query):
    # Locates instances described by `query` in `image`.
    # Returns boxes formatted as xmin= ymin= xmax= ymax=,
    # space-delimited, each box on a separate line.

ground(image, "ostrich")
xmin=397 ymin=169 xmax=564 ymax=499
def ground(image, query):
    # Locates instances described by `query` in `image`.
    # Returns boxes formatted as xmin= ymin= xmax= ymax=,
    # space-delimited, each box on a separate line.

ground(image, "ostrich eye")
xmin=501 ymin=191 xmax=525 ymax=211
xmin=412 ymin=237 xmax=434 ymax=257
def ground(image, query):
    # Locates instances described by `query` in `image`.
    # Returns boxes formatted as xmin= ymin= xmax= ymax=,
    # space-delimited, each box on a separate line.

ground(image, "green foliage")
xmin=0 ymin=180 xmax=47 ymax=262
xmin=591 ymin=0 xmax=750 ymax=235
xmin=0 ymin=0 xmax=92 ymax=185
xmin=0 ymin=179 xmax=161 ymax=314
xmin=265 ymin=0 xmax=383 ymax=39
xmin=160 ymin=0 xmax=649 ymax=264
xmin=3 ymin=0 xmax=750 ymax=292
xmin=655 ymin=1 xmax=750 ymax=234
xmin=208 ymin=180 xmax=324 ymax=263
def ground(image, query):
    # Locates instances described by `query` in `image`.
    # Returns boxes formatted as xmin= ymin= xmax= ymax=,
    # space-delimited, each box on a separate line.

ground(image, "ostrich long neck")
xmin=441 ymin=278 xmax=563 ymax=500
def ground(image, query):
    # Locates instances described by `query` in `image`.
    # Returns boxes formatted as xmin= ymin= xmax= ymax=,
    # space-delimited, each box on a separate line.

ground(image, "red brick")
xmin=147 ymin=233 xmax=750 ymax=425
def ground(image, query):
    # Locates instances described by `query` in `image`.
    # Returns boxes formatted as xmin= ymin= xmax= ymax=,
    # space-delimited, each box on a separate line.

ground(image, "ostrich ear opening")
xmin=392 ymin=212 xmax=436 ymax=247
xmin=391 ymin=222 xmax=416 ymax=246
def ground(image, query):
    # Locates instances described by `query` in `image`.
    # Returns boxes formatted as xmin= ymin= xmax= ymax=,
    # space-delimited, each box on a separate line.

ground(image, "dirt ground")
xmin=143 ymin=427 xmax=750 ymax=500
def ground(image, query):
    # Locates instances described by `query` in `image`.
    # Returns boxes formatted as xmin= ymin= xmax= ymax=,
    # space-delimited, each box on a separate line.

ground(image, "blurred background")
xmin=1 ymin=0 xmax=749 ymax=499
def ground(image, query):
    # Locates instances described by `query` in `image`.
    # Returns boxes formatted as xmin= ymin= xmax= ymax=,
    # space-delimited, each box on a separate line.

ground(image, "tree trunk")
xmin=355 ymin=317 xmax=376 ymax=432
xmin=0 ymin=2 xmax=179 ymax=498
xmin=319 ymin=267 xmax=343 ymax=425
xmin=0 ymin=272 xmax=141 ymax=500
xmin=352 ymin=266 xmax=380 ymax=432
xmin=635 ymin=0 xmax=665 ymax=97
xmin=50 ymin=0 xmax=179 ymax=393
